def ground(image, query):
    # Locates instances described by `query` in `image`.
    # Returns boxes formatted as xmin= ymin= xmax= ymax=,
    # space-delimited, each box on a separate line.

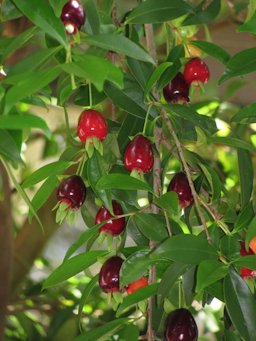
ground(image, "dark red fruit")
xmin=124 ymin=135 xmax=154 ymax=174
xmin=99 ymin=256 xmax=123 ymax=293
xmin=57 ymin=175 xmax=86 ymax=209
xmin=164 ymin=308 xmax=198 ymax=341
xmin=96 ymin=200 xmax=125 ymax=236
xmin=168 ymin=172 xmax=193 ymax=208
xmin=184 ymin=57 xmax=210 ymax=86
xmin=163 ymin=72 xmax=190 ymax=104
xmin=126 ymin=276 xmax=148 ymax=295
xmin=61 ymin=0 xmax=85 ymax=35
xmin=240 ymin=241 xmax=256 ymax=278
xmin=77 ymin=109 xmax=108 ymax=143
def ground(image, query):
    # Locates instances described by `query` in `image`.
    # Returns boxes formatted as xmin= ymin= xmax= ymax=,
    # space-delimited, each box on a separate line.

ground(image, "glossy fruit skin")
xmin=164 ymin=308 xmax=198 ymax=341
xmin=184 ymin=58 xmax=210 ymax=85
xmin=96 ymin=200 xmax=125 ymax=236
xmin=57 ymin=175 xmax=86 ymax=209
xmin=240 ymin=241 xmax=256 ymax=278
xmin=124 ymin=135 xmax=154 ymax=173
xmin=77 ymin=109 xmax=108 ymax=143
xmin=163 ymin=72 xmax=190 ymax=104
xmin=126 ymin=276 xmax=148 ymax=295
xmin=61 ymin=0 xmax=85 ymax=35
xmin=249 ymin=236 xmax=256 ymax=254
xmin=168 ymin=172 xmax=193 ymax=208
xmin=99 ymin=256 xmax=123 ymax=293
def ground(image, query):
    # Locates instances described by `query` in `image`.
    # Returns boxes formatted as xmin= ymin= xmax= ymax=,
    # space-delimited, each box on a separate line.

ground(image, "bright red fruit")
xmin=77 ymin=109 xmax=108 ymax=143
xmin=124 ymin=135 xmax=154 ymax=173
xmin=95 ymin=200 xmax=125 ymax=236
xmin=163 ymin=72 xmax=190 ymax=104
xmin=240 ymin=241 xmax=256 ymax=278
xmin=126 ymin=276 xmax=148 ymax=295
xmin=164 ymin=308 xmax=198 ymax=341
xmin=61 ymin=0 xmax=85 ymax=35
xmin=99 ymin=256 xmax=123 ymax=293
xmin=57 ymin=175 xmax=86 ymax=209
xmin=168 ymin=172 xmax=193 ymax=208
xmin=184 ymin=58 xmax=210 ymax=86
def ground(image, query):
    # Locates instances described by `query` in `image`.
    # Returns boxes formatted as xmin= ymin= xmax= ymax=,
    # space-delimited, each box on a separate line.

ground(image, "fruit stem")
xmin=142 ymin=104 xmax=152 ymax=136
xmin=88 ymin=82 xmax=93 ymax=108
xmin=160 ymin=109 xmax=212 ymax=243
xmin=66 ymin=43 xmax=76 ymax=90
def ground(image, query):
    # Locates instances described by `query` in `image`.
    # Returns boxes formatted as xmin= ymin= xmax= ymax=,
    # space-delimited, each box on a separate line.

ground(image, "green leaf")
xmin=22 ymin=161 xmax=73 ymax=188
xmin=154 ymin=192 xmax=179 ymax=220
xmin=118 ymin=324 xmax=140 ymax=341
xmin=96 ymin=174 xmax=154 ymax=194
xmin=83 ymin=34 xmax=154 ymax=64
xmin=116 ymin=283 xmax=158 ymax=317
xmin=74 ymin=318 xmax=129 ymax=341
xmin=127 ymin=58 xmax=154 ymax=90
xmin=234 ymin=202 xmax=254 ymax=233
xmin=199 ymin=163 xmax=222 ymax=202
xmin=63 ymin=223 xmax=101 ymax=261
xmin=1 ymin=0 xmax=22 ymax=21
xmin=151 ymin=234 xmax=218 ymax=264
xmin=158 ymin=262 xmax=190 ymax=301
xmin=43 ymin=250 xmax=107 ymax=288
xmin=28 ymin=175 xmax=58 ymax=220
xmin=232 ymin=103 xmax=256 ymax=124
xmin=233 ymin=255 xmax=256 ymax=269
xmin=4 ymin=66 xmax=61 ymax=113
xmin=12 ymin=0 xmax=67 ymax=47
xmin=238 ymin=150 xmax=253 ymax=207
xmin=0 ymin=113 xmax=51 ymax=139
xmin=219 ymin=47 xmax=256 ymax=84
xmin=84 ymin=0 xmax=100 ymax=35
xmin=0 ymin=130 xmax=23 ymax=165
xmin=224 ymin=268 xmax=256 ymax=341
xmin=208 ymin=136 xmax=256 ymax=153
xmin=126 ymin=0 xmax=193 ymax=24
xmin=120 ymin=249 xmax=152 ymax=287
xmin=78 ymin=275 xmax=99 ymax=324
xmin=237 ymin=12 xmax=256 ymax=35
xmin=182 ymin=0 xmax=221 ymax=25
xmin=144 ymin=62 xmax=172 ymax=99
xmin=49 ymin=0 xmax=67 ymax=17
xmin=189 ymin=40 xmax=230 ymax=64
xmin=133 ymin=213 xmax=169 ymax=242
xmin=196 ymin=260 xmax=228 ymax=292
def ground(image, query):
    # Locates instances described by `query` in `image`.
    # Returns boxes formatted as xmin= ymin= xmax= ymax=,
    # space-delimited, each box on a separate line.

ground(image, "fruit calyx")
xmin=164 ymin=308 xmax=198 ymax=341
xmin=168 ymin=172 xmax=193 ymax=208
xmin=126 ymin=276 xmax=148 ymax=295
xmin=61 ymin=0 xmax=86 ymax=35
xmin=124 ymin=134 xmax=154 ymax=174
xmin=240 ymin=241 xmax=256 ymax=278
xmin=163 ymin=72 xmax=190 ymax=104
xmin=184 ymin=57 xmax=210 ymax=86
xmin=95 ymin=200 xmax=126 ymax=236
xmin=99 ymin=256 xmax=124 ymax=293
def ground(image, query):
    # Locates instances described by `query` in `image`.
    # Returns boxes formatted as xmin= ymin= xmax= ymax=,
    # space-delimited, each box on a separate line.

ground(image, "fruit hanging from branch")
xmin=184 ymin=57 xmax=210 ymax=86
xmin=61 ymin=0 xmax=86 ymax=35
xmin=99 ymin=256 xmax=124 ymax=294
xmin=168 ymin=172 xmax=193 ymax=208
xmin=163 ymin=72 xmax=190 ymax=104
xmin=126 ymin=276 xmax=148 ymax=295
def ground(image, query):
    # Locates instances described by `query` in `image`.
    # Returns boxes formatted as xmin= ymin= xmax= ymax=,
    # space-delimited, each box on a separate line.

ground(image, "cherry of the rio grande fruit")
xmin=168 ymin=172 xmax=193 ymax=208
xmin=77 ymin=109 xmax=108 ymax=143
xmin=126 ymin=276 xmax=148 ymax=295
xmin=164 ymin=308 xmax=198 ymax=341
xmin=61 ymin=0 xmax=85 ymax=35
xmin=163 ymin=72 xmax=190 ymax=104
xmin=184 ymin=57 xmax=210 ymax=86
xmin=240 ymin=241 xmax=256 ymax=278
xmin=99 ymin=256 xmax=123 ymax=293
xmin=56 ymin=175 xmax=86 ymax=209
xmin=95 ymin=200 xmax=125 ymax=236
xmin=124 ymin=135 xmax=154 ymax=174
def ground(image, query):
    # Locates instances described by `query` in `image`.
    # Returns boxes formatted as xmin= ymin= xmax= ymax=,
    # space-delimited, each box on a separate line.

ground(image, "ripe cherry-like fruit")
xmin=56 ymin=175 xmax=86 ymax=209
xmin=184 ymin=57 xmax=210 ymax=86
xmin=61 ymin=0 xmax=85 ymax=35
xmin=249 ymin=236 xmax=256 ymax=254
xmin=95 ymin=200 xmax=125 ymax=236
xmin=164 ymin=308 xmax=198 ymax=341
xmin=124 ymin=135 xmax=154 ymax=174
xmin=126 ymin=276 xmax=148 ymax=295
xmin=240 ymin=241 xmax=256 ymax=278
xmin=77 ymin=109 xmax=108 ymax=143
xmin=99 ymin=256 xmax=123 ymax=293
xmin=163 ymin=72 xmax=190 ymax=104
xmin=168 ymin=172 xmax=193 ymax=208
